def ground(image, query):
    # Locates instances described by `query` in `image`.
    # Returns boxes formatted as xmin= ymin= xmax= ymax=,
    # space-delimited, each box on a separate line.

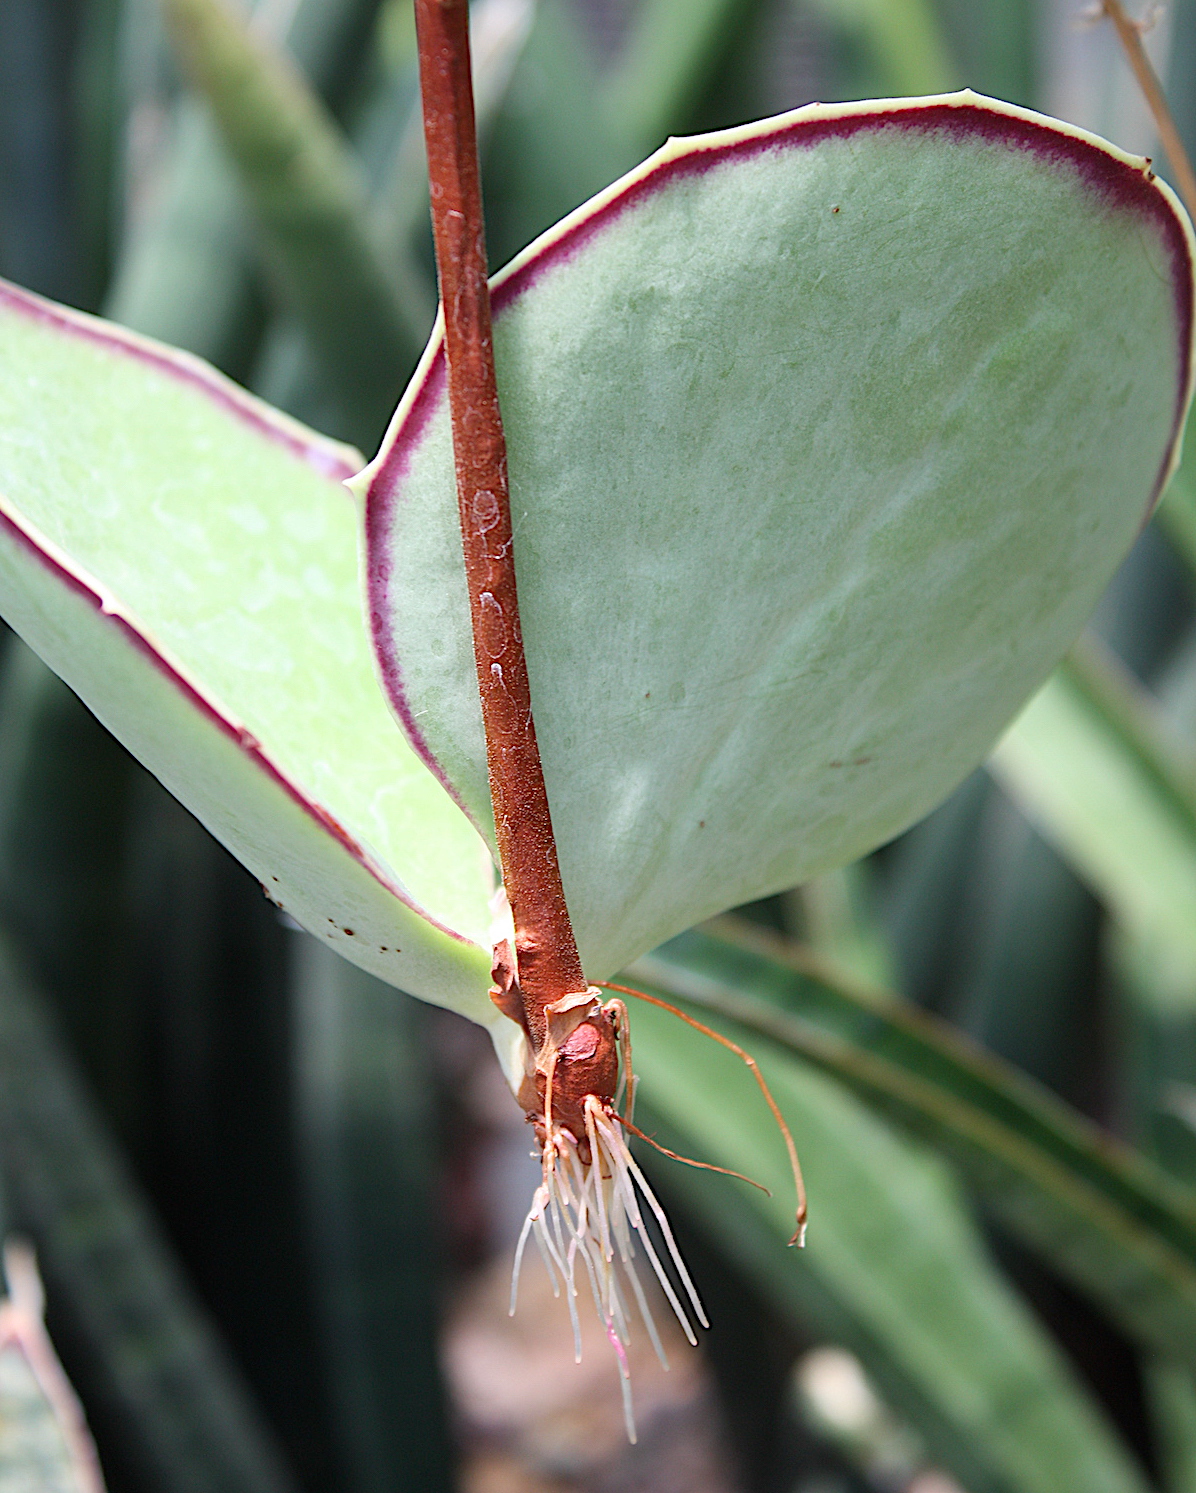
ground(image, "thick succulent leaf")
xmin=292 ymin=943 xmax=454 ymax=1485
xmin=1147 ymin=1359 xmax=1196 ymax=1493
xmin=362 ymin=91 xmax=1195 ymax=982
xmin=630 ymin=999 xmax=1151 ymax=1493
xmin=0 ymin=282 xmax=495 ymax=1019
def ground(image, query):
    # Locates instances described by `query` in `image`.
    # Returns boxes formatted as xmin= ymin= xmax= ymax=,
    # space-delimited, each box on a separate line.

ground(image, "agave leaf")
xmin=292 ymin=940 xmax=454 ymax=1488
xmin=809 ymin=0 xmax=959 ymax=96
xmin=253 ymin=0 xmax=534 ymax=437
xmin=630 ymin=919 xmax=1196 ymax=1371
xmin=989 ymin=636 xmax=1196 ymax=1012
xmin=480 ymin=0 xmax=621 ymax=266
xmin=602 ymin=0 xmax=758 ymax=151
xmin=0 ymin=936 xmax=296 ymax=1493
xmin=160 ymin=0 xmax=426 ymax=443
xmin=0 ymin=283 xmax=495 ymax=1020
xmin=107 ymin=0 xmax=384 ymax=367
xmin=1148 ymin=1359 xmax=1196 ymax=1493
xmin=362 ymin=91 xmax=1194 ymax=983
xmin=1159 ymin=452 xmax=1196 ymax=577
xmin=630 ymin=997 xmax=1152 ymax=1493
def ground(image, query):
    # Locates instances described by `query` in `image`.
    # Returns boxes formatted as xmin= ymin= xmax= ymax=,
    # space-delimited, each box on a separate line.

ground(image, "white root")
xmin=508 ymin=1095 xmax=706 ymax=1444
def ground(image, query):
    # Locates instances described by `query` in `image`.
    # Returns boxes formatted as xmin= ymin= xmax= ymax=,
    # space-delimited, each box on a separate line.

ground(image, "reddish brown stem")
xmin=414 ymin=0 xmax=587 ymax=1042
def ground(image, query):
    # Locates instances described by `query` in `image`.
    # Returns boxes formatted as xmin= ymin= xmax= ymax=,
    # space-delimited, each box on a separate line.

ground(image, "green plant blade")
xmin=292 ymin=940 xmax=455 ymax=1492
xmin=1159 ymin=458 xmax=1196 ymax=577
xmin=107 ymin=0 xmax=385 ymax=371
xmin=989 ymin=636 xmax=1196 ymax=1013
xmin=808 ymin=0 xmax=958 ymax=96
xmin=252 ymin=0 xmax=531 ymax=441
xmin=602 ymin=0 xmax=758 ymax=151
xmin=0 ymin=283 xmax=495 ymax=1019
xmin=1148 ymin=1359 xmax=1196 ymax=1493
xmin=630 ymin=999 xmax=1152 ymax=1493
xmin=0 ymin=936 xmax=298 ymax=1493
xmin=104 ymin=99 xmax=262 ymax=372
xmin=161 ymin=0 xmax=426 ymax=448
xmin=364 ymin=91 xmax=1194 ymax=982
xmin=480 ymin=0 xmax=623 ymax=267
xmin=627 ymin=919 xmax=1196 ymax=1372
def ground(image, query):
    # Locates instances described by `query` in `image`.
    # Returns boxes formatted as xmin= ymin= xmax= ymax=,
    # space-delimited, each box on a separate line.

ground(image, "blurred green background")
xmin=5 ymin=1 xmax=1196 ymax=1490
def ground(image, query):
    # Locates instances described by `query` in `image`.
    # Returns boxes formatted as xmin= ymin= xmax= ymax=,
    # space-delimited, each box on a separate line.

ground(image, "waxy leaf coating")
xmin=0 ymin=287 xmax=494 ymax=1020
xmin=0 ymin=92 xmax=1189 ymax=1035
xmin=362 ymin=92 xmax=1195 ymax=982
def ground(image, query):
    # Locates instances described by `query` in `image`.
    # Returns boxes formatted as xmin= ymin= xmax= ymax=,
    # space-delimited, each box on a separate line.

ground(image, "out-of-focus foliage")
xmin=2 ymin=2 xmax=1196 ymax=1492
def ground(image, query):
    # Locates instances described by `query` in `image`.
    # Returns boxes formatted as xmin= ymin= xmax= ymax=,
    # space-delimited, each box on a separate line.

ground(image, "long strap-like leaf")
xmin=0 ymin=937 xmax=297 ymax=1493
xmin=629 ymin=919 xmax=1196 ymax=1371
xmin=627 ymin=964 xmax=1151 ymax=1493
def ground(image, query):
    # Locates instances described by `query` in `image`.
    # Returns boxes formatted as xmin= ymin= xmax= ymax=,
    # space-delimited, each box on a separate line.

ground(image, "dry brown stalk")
xmin=1102 ymin=0 xmax=1196 ymax=217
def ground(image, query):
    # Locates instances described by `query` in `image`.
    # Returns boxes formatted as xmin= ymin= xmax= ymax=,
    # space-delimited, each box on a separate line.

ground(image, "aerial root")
xmin=598 ymin=982 xmax=808 ymax=1246
xmin=509 ymin=1095 xmax=709 ymax=1443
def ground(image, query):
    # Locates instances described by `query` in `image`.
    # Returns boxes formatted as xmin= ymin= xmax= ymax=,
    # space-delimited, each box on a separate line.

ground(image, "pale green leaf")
xmin=364 ymin=91 xmax=1194 ymax=982
xmin=0 ymin=285 xmax=495 ymax=1020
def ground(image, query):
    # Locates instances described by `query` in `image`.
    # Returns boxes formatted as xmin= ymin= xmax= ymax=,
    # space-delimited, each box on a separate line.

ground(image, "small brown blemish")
xmin=698 ymin=820 xmax=705 ymax=828
xmin=344 ymin=928 xmax=355 ymax=937
xmin=272 ymin=876 xmax=279 ymax=883
xmin=644 ymin=690 xmax=651 ymax=699
xmin=831 ymin=205 xmax=840 ymax=213
xmin=380 ymin=946 xmax=388 ymax=952
xmin=853 ymin=756 xmax=872 ymax=766
xmin=828 ymin=759 xmax=843 ymax=768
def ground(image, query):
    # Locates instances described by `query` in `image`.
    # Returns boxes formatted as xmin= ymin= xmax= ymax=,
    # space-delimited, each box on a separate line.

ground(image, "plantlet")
xmin=0 ymin=0 xmax=1192 ymax=1451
